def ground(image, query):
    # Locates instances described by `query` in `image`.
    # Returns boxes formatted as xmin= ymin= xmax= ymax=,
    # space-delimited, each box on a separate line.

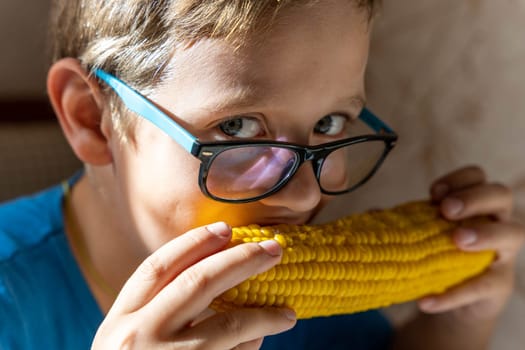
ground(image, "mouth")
xmin=254 ymin=213 xmax=315 ymax=227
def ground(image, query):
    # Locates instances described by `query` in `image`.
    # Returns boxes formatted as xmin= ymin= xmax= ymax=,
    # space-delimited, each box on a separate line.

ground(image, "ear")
xmin=47 ymin=58 xmax=113 ymax=165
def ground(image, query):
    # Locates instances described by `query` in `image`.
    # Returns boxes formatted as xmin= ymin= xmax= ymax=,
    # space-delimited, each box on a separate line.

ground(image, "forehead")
xmin=155 ymin=1 xmax=371 ymax=119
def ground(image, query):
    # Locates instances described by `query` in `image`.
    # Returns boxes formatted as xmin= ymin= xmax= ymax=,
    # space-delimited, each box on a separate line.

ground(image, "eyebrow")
xmin=199 ymin=88 xmax=367 ymax=116
xmin=337 ymin=95 xmax=367 ymax=113
xmin=198 ymin=86 xmax=263 ymax=114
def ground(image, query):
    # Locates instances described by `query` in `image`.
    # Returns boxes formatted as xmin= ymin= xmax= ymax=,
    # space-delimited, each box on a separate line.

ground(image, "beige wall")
xmin=0 ymin=0 xmax=51 ymax=98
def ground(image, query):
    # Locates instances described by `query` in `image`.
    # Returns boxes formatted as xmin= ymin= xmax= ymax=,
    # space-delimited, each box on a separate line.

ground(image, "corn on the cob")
xmin=210 ymin=200 xmax=494 ymax=319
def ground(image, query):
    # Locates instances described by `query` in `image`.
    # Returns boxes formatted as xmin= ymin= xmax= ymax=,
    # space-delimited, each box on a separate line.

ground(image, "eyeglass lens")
xmin=206 ymin=146 xmax=297 ymax=200
xmin=319 ymin=139 xmax=385 ymax=192
xmin=205 ymin=140 xmax=386 ymax=201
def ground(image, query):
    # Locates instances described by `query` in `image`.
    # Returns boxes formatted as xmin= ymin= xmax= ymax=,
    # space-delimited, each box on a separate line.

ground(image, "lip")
xmin=254 ymin=213 xmax=315 ymax=226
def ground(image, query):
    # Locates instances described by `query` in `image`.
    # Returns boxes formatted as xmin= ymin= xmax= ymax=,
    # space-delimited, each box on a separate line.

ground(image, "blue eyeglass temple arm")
xmin=359 ymin=108 xmax=395 ymax=134
xmin=94 ymin=69 xmax=396 ymax=153
xmin=94 ymin=69 xmax=200 ymax=154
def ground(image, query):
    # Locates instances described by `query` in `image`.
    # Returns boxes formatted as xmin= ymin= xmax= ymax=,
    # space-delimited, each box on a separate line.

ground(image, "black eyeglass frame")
xmin=94 ymin=69 xmax=398 ymax=203
xmin=195 ymin=134 xmax=396 ymax=203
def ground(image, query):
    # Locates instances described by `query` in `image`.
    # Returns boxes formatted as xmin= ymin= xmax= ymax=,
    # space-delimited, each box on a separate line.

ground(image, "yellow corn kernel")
xmin=211 ymin=200 xmax=495 ymax=319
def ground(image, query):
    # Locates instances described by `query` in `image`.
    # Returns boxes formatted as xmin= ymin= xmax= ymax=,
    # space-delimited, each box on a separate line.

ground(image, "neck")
xmin=64 ymin=175 xmax=144 ymax=313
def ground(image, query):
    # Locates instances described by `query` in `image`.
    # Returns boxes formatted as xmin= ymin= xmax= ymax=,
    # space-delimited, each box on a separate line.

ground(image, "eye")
xmin=219 ymin=117 xmax=264 ymax=138
xmin=314 ymin=114 xmax=348 ymax=136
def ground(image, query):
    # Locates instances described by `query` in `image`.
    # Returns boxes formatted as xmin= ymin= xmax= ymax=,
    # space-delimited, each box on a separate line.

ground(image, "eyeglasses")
xmin=95 ymin=69 xmax=397 ymax=203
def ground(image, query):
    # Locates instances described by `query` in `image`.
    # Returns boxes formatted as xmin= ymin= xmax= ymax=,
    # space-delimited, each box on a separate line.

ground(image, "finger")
xmin=431 ymin=165 xmax=486 ymax=201
xmin=147 ymin=239 xmax=283 ymax=333
xmin=417 ymin=265 xmax=513 ymax=314
xmin=177 ymin=308 xmax=295 ymax=350
xmin=111 ymin=222 xmax=232 ymax=314
xmin=452 ymin=221 xmax=525 ymax=264
xmin=188 ymin=308 xmax=217 ymax=327
xmin=237 ymin=337 xmax=265 ymax=350
xmin=439 ymin=183 xmax=513 ymax=221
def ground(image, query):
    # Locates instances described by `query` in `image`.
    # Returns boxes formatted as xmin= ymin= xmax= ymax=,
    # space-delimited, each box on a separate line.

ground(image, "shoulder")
xmin=0 ymin=179 xmax=102 ymax=349
xmin=0 ymin=183 xmax=65 ymax=262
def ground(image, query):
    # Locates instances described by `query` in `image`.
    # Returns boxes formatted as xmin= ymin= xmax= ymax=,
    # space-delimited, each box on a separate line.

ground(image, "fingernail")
xmin=443 ymin=197 xmax=464 ymax=217
xmin=419 ymin=297 xmax=437 ymax=311
xmin=258 ymin=239 xmax=282 ymax=257
xmin=281 ymin=308 xmax=296 ymax=321
xmin=456 ymin=228 xmax=477 ymax=246
xmin=206 ymin=222 xmax=231 ymax=238
xmin=432 ymin=183 xmax=449 ymax=199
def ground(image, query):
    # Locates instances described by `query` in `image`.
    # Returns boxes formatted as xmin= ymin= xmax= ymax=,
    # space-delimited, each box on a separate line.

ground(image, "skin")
xmin=392 ymin=166 xmax=524 ymax=350
xmin=46 ymin=1 xmax=524 ymax=349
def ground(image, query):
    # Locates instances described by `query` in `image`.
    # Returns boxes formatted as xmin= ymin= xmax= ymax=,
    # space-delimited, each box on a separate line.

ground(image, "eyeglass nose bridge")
xmin=303 ymin=148 xmax=317 ymax=162
xmin=302 ymin=144 xmax=333 ymax=161
xmin=297 ymin=147 xmax=331 ymax=179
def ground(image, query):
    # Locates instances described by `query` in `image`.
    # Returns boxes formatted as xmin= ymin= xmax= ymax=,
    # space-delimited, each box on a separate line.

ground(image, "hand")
xmin=91 ymin=222 xmax=296 ymax=350
xmin=418 ymin=165 xmax=525 ymax=323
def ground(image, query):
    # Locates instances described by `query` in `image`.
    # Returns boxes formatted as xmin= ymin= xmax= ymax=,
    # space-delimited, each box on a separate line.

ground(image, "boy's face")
xmin=108 ymin=0 xmax=371 ymax=250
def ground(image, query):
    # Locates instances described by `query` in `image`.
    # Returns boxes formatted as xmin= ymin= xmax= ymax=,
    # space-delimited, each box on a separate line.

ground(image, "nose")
xmin=259 ymin=161 xmax=322 ymax=212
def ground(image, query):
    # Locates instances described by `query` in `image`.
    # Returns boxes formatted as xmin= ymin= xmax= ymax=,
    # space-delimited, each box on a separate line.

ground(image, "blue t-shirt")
xmin=0 ymin=180 xmax=393 ymax=349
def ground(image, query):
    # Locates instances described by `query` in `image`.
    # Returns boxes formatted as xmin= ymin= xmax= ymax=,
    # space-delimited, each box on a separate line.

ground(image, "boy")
xmin=1 ymin=0 xmax=523 ymax=349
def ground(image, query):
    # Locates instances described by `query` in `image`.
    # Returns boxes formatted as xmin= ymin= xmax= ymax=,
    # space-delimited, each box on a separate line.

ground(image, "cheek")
xmin=136 ymin=128 xmax=200 ymax=200
xmin=115 ymin=124 xmax=261 ymax=250
xmin=118 ymin=125 xmax=208 ymax=247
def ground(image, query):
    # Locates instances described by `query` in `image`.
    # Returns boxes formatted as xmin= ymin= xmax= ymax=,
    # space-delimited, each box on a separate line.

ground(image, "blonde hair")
xmin=49 ymin=0 xmax=378 ymax=137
